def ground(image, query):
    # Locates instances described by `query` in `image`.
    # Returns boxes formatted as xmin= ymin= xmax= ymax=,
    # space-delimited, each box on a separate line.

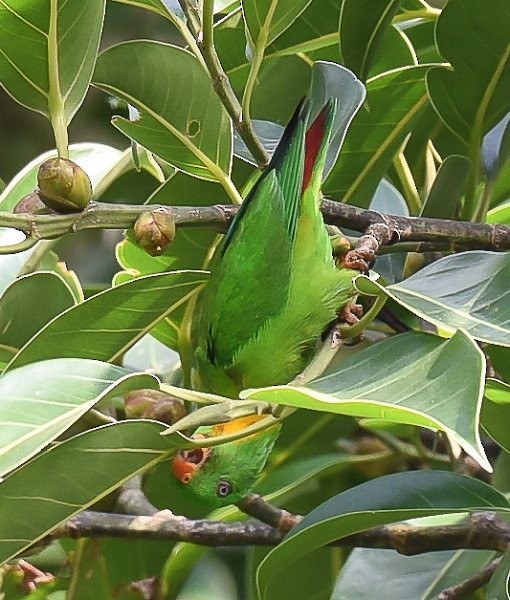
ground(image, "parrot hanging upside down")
xmin=191 ymin=98 xmax=360 ymax=398
xmin=173 ymin=414 xmax=281 ymax=506
xmin=173 ymin=98 xmax=362 ymax=506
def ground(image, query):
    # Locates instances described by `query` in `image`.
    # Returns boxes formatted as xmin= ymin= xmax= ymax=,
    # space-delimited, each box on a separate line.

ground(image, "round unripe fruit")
xmin=37 ymin=158 xmax=92 ymax=213
xmin=133 ymin=210 xmax=176 ymax=256
xmin=13 ymin=192 xmax=48 ymax=214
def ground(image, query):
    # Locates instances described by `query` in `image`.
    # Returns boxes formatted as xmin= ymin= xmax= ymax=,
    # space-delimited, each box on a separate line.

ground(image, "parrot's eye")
xmin=216 ymin=480 xmax=232 ymax=498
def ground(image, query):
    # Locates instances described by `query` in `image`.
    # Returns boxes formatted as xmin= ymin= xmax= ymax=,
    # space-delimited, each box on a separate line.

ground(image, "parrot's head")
xmin=172 ymin=415 xmax=281 ymax=507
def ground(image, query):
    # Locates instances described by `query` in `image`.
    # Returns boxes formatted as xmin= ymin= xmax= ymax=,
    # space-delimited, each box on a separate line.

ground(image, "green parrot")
xmin=191 ymin=98 xmax=359 ymax=398
xmin=172 ymin=99 xmax=361 ymax=507
xmin=172 ymin=415 xmax=281 ymax=507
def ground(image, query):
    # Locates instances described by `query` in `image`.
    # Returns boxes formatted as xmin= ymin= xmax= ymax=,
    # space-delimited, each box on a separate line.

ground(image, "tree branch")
xmin=2 ymin=200 xmax=509 ymax=254
xmin=438 ymin=556 xmax=502 ymax=600
xmin=45 ymin=509 xmax=510 ymax=553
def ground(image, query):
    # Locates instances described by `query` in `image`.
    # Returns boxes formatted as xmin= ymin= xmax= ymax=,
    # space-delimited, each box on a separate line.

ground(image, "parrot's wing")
xmin=197 ymin=106 xmax=308 ymax=367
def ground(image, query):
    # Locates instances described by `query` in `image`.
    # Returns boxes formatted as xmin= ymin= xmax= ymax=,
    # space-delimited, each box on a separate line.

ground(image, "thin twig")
xmin=198 ymin=0 xmax=269 ymax=167
xmin=437 ymin=556 xmax=502 ymax=599
xmin=236 ymin=494 xmax=299 ymax=532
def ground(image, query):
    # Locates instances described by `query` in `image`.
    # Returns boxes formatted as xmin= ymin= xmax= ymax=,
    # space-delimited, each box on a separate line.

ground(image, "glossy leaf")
xmin=0 ymin=272 xmax=76 ymax=362
xmin=265 ymin=0 xmax=340 ymax=58
xmin=0 ymin=358 xmax=158 ymax=477
xmin=93 ymin=41 xmax=233 ymax=182
xmin=324 ymin=65 xmax=430 ymax=206
xmin=115 ymin=172 xmax=219 ymax=350
xmin=339 ymin=0 xmax=404 ymax=80
xmin=111 ymin=0 xmax=182 ymax=20
xmin=234 ymin=120 xmax=284 ymax=165
xmin=378 ymin=251 xmax=510 ymax=346
xmin=0 ymin=0 xmax=105 ymax=123
xmin=333 ymin=548 xmax=498 ymax=599
xmin=482 ymin=112 xmax=510 ymax=181
xmin=256 ymin=471 xmax=510 ymax=598
xmin=420 ymin=155 xmax=470 ymax=219
xmin=482 ymin=379 xmax=510 ymax=452
xmin=427 ymin=0 xmax=510 ymax=145
xmin=7 ymin=270 xmax=208 ymax=370
xmin=257 ymin=453 xmax=387 ymax=502
xmin=487 ymin=201 xmax=510 ymax=225
xmin=245 ymin=330 xmax=488 ymax=470
xmin=242 ymin=0 xmax=313 ymax=47
xmin=0 ymin=420 xmax=180 ymax=565
xmin=486 ymin=547 xmax=510 ymax=599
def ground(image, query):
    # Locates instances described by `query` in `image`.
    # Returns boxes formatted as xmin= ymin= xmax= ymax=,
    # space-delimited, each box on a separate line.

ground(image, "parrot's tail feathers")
xmin=302 ymin=99 xmax=336 ymax=193
xmin=267 ymin=97 xmax=306 ymax=171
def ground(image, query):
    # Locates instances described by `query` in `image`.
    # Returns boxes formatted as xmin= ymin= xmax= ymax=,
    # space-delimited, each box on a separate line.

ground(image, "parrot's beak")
xmin=172 ymin=445 xmax=211 ymax=484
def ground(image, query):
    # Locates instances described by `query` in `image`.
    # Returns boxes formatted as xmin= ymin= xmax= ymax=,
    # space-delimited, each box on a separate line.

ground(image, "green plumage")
xmin=191 ymin=100 xmax=357 ymax=398
xmin=181 ymin=420 xmax=281 ymax=507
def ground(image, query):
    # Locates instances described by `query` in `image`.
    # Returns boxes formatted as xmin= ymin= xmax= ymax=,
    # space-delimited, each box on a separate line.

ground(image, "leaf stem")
xmin=393 ymin=7 xmax=441 ymax=23
xmin=198 ymin=0 xmax=269 ymax=167
xmin=393 ymin=148 xmax=422 ymax=215
xmin=48 ymin=0 xmax=69 ymax=158
xmin=339 ymin=292 xmax=387 ymax=339
xmin=464 ymin=43 xmax=510 ymax=221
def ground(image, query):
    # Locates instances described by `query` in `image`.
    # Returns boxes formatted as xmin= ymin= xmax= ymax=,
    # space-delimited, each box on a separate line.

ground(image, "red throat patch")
xmin=302 ymin=108 xmax=327 ymax=193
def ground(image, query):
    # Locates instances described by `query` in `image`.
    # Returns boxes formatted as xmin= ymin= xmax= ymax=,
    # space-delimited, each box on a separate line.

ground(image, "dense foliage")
xmin=0 ymin=0 xmax=509 ymax=598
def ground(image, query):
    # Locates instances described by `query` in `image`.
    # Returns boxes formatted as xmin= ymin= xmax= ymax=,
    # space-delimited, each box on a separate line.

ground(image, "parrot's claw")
xmin=340 ymin=302 xmax=363 ymax=325
xmin=339 ymin=248 xmax=375 ymax=273
xmin=17 ymin=560 xmax=54 ymax=592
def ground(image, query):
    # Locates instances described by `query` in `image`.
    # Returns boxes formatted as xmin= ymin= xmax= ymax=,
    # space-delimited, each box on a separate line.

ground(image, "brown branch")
xmin=115 ymin=476 xmax=158 ymax=516
xmin=321 ymin=200 xmax=510 ymax=251
xmin=236 ymin=494 xmax=299 ymax=532
xmin=2 ymin=200 xmax=510 ymax=254
xmin=45 ymin=509 xmax=510 ymax=553
xmin=438 ymin=556 xmax=502 ymax=599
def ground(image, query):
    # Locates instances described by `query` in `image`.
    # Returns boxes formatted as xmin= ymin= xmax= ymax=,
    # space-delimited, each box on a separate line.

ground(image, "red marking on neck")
xmin=302 ymin=109 xmax=327 ymax=193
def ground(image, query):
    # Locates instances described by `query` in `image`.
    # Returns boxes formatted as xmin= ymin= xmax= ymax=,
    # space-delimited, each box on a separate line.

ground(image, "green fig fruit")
xmin=37 ymin=157 xmax=92 ymax=213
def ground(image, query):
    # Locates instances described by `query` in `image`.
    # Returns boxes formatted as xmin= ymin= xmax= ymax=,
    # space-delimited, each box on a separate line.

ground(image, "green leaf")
xmin=427 ymin=0 xmax=510 ymax=145
xmin=256 ymin=471 xmax=510 ymax=598
xmin=420 ymin=155 xmax=470 ymax=218
xmin=482 ymin=112 xmax=510 ymax=181
xmin=111 ymin=0 xmax=181 ymax=19
xmin=333 ymin=548 xmax=498 ymax=599
xmin=0 ymin=0 xmax=105 ymax=128
xmin=67 ymin=540 xmax=112 ymax=600
xmin=245 ymin=330 xmax=488 ymax=470
xmin=242 ymin=0 xmax=313 ymax=47
xmin=324 ymin=65 xmax=430 ymax=206
xmin=339 ymin=0 xmax=404 ymax=80
xmin=482 ymin=379 xmax=510 ymax=452
xmin=0 ymin=272 xmax=76 ymax=362
xmin=265 ymin=0 xmax=340 ymax=58
xmin=487 ymin=200 xmax=510 ymax=225
xmin=368 ymin=25 xmax=417 ymax=78
xmin=0 ymin=420 xmax=179 ymax=566
xmin=257 ymin=453 xmax=386 ymax=503
xmin=116 ymin=173 xmax=221 ymax=350
xmin=377 ymin=251 xmax=510 ymax=346
xmin=486 ymin=547 xmax=510 ymax=599
xmin=7 ymin=270 xmax=208 ymax=371
xmin=93 ymin=41 xmax=233 ymax=183
xmin=0 ymin=358 xmax=158 ymax=477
